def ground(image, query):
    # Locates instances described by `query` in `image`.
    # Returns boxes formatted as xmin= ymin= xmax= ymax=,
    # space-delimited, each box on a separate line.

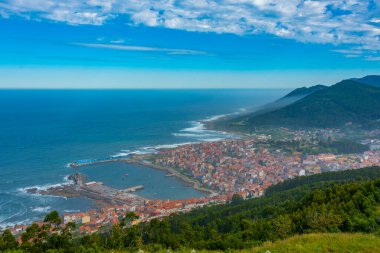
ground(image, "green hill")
xmin=241 ymin=233 xmax=380 ymax=253
xmin=233 ymin=79 xmax=380 ymax=129
xmin=111 ymin=233 xmax=380 ymax=253
xmin=243 ymin=84 xmax=328 ymax=118
xmin=265 ymin=166 xmax=380 ymax=195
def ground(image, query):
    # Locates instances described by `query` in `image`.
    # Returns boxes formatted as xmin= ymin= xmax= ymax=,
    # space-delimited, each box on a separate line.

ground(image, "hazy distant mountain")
xmin=245 ymin=84 xmax=328 ymax=118
xmin=230 ymin=79 xmax=380 ymax=129
xmin=352 ymin=75 xmax=380 ymax=88
xmin=282 ymin=84 xmax=327 ymax=98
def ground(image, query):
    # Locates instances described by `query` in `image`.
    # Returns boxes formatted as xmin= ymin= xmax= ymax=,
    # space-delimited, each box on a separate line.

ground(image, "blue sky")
xmin=0 ymin=0 xmax=380 ymax=88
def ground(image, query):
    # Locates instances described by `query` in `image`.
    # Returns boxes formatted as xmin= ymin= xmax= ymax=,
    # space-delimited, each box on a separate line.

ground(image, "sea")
xmin=0 ymin=89 xmax=288 ymax=228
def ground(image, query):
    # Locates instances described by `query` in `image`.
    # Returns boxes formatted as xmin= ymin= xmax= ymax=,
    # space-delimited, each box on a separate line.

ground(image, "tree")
xmin=272 ymin=215 xmax=293 ymax=239
xmin=44 ymin=210 xmax=62 ymax=224
xmin=124 ymin=212 xmax=139 ymax=227
xmin=105 ymin=225 xmax=124 ymax=249
xmin=230 ymin=194 xmax=244 ymax=205
xmin=0 ymin=229 xmax=17 ymax=250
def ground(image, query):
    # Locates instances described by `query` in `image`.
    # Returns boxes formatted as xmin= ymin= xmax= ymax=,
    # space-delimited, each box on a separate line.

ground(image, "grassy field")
xmin=111 ymin=233 xmax=380 ymax=253
xmin=246 ymin=233 xmax=380 ymax=253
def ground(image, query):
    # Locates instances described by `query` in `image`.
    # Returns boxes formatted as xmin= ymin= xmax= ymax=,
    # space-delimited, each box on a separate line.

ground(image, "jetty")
xmin=26 ymin=173 xmax=146 ymax=206
xmin=117 ymin=185 xmax=144 ymax=194
xmin=68 ymin=155 xmax=130 ymax=168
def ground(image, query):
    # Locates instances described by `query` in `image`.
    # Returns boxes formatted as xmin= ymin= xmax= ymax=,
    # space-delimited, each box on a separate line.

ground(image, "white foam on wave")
xmin=113 ymin=110 xmax=245 ymax=162
xmin=0 ymin=218 xmax=35 ymax=229
xmin=0 ymin=201 xmax=29 ymax=228
xmin=112 ymin=143 xmax=197 ymax=160
xmin=64 ymin=209 xmax=80 ymax=213
xmin=140 ymin=142 xmax=197 ymax=152
xmin=153 ymin=142 xmax=195 ymax=149
xmin=173 ymin=133 xmax=209 ymax=138
xmin=112 ymin=152 xmax=131 ymax=157
xmin=180 ymin=111 xmax=241 ymax=135
xmin=180 ymin=121 xmax=205 ymax=132
xmin=202 ymin=138 xmax=224 ymax=142
xmin=176 ymin=112 xmax=240 ymax=141
xmin=111 ymin=149 xmax=153 ymax=158
xmin=202 ymin=114 xmax=230 ymax=122
xmin=32 ymin=206 xmax=51 ymax=213
xmin=18 ymin=175 xmax=73 ymax=195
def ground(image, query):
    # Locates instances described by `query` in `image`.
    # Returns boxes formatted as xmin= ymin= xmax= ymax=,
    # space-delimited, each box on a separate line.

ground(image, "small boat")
xmin=124 ymin=173 xmax=129 ymax=177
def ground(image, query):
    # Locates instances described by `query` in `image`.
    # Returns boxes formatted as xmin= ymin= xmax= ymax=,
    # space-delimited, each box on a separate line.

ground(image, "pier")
xmin=27 ymin=173 xmax=147 ymax=206
xmin=117 ymin=185 xmax=144 ymax=194
xmin=68 ymin=155 xmax=130 ymax=168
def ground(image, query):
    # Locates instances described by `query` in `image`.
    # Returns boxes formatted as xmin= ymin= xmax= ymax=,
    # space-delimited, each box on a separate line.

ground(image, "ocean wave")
xmin=0 ymin=201 xmax=29 ymax=228
xmin=140 ymin=142 xmax=198 ymax=152
xmin=201 ymin=109 xmax=247 ymax=123
xmin=179 ymin=111 xmax=242 ymax=136
xmin=111 ymin=149 xmax=153 ymax=158
xmin=202 ymin=138 xmax=224 ymax=142
xmin=111 ymin=152 xmax=130 ymax=157
xmin=18 ymin=176 xmax=73 ymax=195
xmin=89 ymin=111 xmax=242 ymax=170
xmin=0 ymin=218 xmax=34 ymax=229
xmin=176 ymin=113 xmax=240 ymax=142
xmin=63 ymin=209 xmax=80 ymax=213
xmin=173 ymin=133 xmax=210 ymax=138
xmin=123 ymin=112 xmax=241 ymax=154
xmin=152 ymin=142 xmax=196 ymax=149
xmin=32 ymin=206 xmax=51 ymax=213
xmin=202 ymin=113 xmax=230 ymax=122
xmin=180 ymin=121 xmax=205 ymax=132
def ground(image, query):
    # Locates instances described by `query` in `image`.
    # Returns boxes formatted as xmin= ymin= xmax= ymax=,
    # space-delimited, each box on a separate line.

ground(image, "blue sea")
xmin=0 ymin=89 xmax=288 ymax=228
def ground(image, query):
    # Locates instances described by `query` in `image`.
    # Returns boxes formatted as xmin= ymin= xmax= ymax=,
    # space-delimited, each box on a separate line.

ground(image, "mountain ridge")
xmin=225 ymin=76 xmax=380 ymax=129
xmin=352 ymin=75 xmax=380 ymax=88
xmin=282 ymin=84 xmax=327 ymax=98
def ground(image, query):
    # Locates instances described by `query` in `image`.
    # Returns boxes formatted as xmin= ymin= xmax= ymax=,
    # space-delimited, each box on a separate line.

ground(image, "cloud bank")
xmin=1 ymin=0 xmax=379 ymax=57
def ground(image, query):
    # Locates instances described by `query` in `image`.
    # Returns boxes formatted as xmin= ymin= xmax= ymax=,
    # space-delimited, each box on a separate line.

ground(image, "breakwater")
xmin=26 ymin=173 xmax=146 ymax=207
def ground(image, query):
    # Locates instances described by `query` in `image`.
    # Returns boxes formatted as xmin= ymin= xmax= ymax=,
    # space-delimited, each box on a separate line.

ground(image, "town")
xmin=5 ymin=129 xmax=380 ymax=237
xmin=151 ymin=133 xmax=380 ymax=198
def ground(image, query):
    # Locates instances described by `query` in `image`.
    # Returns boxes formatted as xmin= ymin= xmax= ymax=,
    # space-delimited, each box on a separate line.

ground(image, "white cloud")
xmin=1 ymin=0 xmax=379 ymax=57
xmin=332 ymin=49 xmax=363 ymax=55
xmin=110 ymin=39 xmax=125 ymax=44
xmin=74 ymin=43 xmax=207 ymax=55
xmin=365 ymin=56 xmax=380 ymax=61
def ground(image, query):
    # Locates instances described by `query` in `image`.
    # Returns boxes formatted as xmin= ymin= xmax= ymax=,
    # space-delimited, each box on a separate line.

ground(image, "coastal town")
xmin=4 ymin=129 xmax=380 ymax=236
xmin=150 ymin=136 xmax=380 ymax=197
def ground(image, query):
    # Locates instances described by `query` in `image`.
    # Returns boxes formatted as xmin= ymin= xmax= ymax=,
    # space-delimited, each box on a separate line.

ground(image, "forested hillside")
xmin=221 ymin=79 xmax=380 ymax=130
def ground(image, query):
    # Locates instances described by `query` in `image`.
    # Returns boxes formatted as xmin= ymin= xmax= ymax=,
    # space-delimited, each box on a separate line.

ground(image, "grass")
xmin=110 ymin=233 xmax=380 ymax=253
xmin=246 ymin=233 xmax=380 ymax=253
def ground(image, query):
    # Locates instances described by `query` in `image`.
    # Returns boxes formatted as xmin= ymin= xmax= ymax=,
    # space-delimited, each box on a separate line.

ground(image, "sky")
xmin=0 ymin=0 xmax=380 ymax=89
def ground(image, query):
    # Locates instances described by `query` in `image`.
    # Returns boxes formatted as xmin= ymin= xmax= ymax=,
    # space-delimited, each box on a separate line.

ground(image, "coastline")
xmin=10 ymin=111 xmax=243 ymax=228
xmin=0 ymin=89 xmax=288 ymax=229
xmin=125 ymin=154 xmax=217 ymax=196
xmin=64 ymin=110 xmax=246 ymax=200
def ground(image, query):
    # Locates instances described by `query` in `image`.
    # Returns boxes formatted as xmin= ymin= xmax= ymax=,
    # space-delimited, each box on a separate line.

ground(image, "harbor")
xmin=67 ymin=154 xmax=216 ymax=196
xmin=26 ymin=173 xmax=147 ymax=207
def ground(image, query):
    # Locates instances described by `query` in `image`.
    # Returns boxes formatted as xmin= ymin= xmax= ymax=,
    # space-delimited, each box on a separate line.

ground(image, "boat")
xmin=124 ymin=173 xmax=129 ymax=177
